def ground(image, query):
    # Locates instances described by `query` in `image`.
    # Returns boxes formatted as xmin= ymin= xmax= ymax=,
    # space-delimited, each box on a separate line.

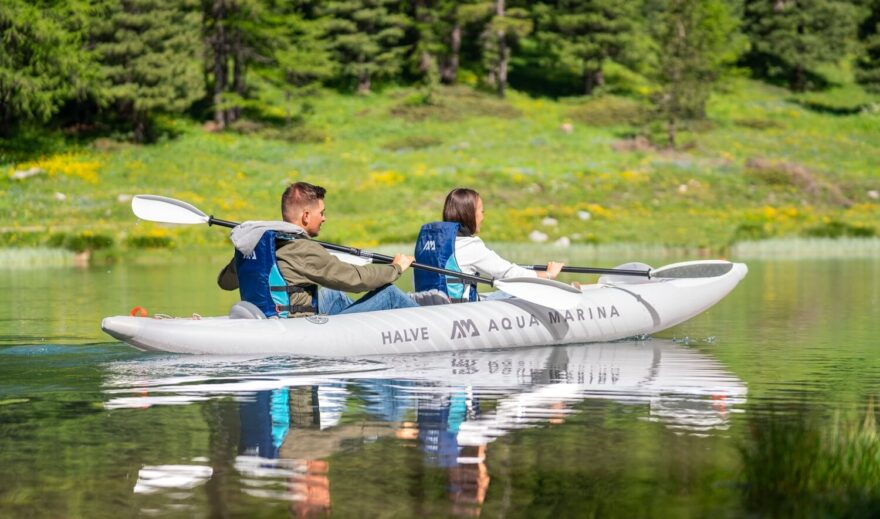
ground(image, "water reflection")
xmin=105 ymin=340 xmax=746 ymax=516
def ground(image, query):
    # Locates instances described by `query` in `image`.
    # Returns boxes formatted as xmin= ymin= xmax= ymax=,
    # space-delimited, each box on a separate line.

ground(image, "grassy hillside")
xmin=1 ymin=78 xmax=878 ymax=257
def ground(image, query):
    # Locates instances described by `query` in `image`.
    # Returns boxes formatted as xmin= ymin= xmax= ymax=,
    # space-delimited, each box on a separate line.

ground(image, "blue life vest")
xmin=413 ymin=222 xmax=478 ymax=302
xmin=234 ymin=231 xmax=317 ymax=318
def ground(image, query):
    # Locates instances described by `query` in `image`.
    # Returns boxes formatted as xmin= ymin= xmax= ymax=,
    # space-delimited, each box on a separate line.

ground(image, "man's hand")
xmin=391 ymin=253 xmax=415 ymax=272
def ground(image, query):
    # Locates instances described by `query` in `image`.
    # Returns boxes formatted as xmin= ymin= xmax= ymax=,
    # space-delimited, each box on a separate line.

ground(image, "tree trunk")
xmin=133 ymin=110 xmax=147 ymax=143
xmin=791 ymin=63 xmax=805 ymax=92
xmin=415 ymin=0 xmax=433 ymax=76
xmin=440 ymin=24 xmax=461 ymax=84
xmin=357 ymin=71 xmax=371 ymax=94
xmin=495 ymin=0 xmax=507 ymax=98
xmin=231 ymin=29 xmax=244 ymax=122
xmin=666 ymin=115 xmax=677 ymax=149
xmin=496 ymin=40 xmax=508 ymax=98
xmin=210 ymin=0 xmax=228 ymax=129
xmin=229 ymin=35 xmax=247 ymax=121
xmin=584 ymin=68 xmax=604 ymax=95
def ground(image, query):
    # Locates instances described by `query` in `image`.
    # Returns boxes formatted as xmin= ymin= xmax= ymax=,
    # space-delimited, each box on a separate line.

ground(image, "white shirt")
xmin=455 ymin=236 xmax=537 ymax=298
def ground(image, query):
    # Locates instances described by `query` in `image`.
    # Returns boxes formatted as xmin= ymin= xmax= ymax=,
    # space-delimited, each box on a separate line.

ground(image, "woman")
xmin=414 ymin=188 xmax=564 ymax=301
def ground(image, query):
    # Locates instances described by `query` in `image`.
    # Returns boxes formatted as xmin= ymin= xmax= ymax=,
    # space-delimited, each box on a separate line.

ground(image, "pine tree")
xmin=856 ymin=0 xmax=880 ymax=93
xmin=651 ymin=0 xmax=742 ymax=147
xmin=203 ymin=0 xmax=273 ymax=128
xmin=406 ymin=0 xmax=473 ymax=86
xmin=461 ymin=0 xmax=532 ymax=97
xmin=91 ymin=0 xmax=203 ymax=141
xmin=533 ymin=0 xmax=638 ymax=95
xmin=259 ymin=2 xmax=334 ymax=124
xmin=321 ymin=0 xmax=410 ymax=94
xmin=0 ymin=0 xmax=93 ymax=134
xmin=744 ymin=0 xmax=861 ymax=91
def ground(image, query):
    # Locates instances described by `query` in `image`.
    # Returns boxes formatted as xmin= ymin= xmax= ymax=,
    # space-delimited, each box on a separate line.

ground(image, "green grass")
xmin=740 ymin=403 xmax=880 ymax=517
xmin=0 ymin=78 xmax=878 ymax=253
xmin=0 ymin=248 xmax=74 ymax=268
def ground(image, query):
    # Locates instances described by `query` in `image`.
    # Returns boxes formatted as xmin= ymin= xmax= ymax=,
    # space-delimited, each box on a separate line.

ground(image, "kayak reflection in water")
xmin=115 ymin=342 xmax=747 ymax=515
xmin=414 ymin=187 xmax=565 ymax=302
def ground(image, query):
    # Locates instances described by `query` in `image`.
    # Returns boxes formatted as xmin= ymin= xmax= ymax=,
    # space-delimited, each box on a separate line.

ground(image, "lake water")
xmin=1 ymin=253 xmax=878 ymax=517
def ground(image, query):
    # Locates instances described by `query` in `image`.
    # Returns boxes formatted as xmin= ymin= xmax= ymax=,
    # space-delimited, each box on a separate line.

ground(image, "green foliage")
xmin=1 ymin=76 xmax=878 ymax=252
xmin=47 ymin=231 xmax=114 ymax=252
xmin=733 ymin=221 xmax=772 ymax=242
xmin=0 ymin=0 xmax=95 ymax=133
xmin=239 ymin=1 xmax=334 ymax=125
xmin=125 ymin=233 xmax=174 ymax=249
xmin=0 ymin=231 xmax=45 ymax=248
xmin=650 ymin=0 xmax=744 ymax=147
xmin=321 ymin=0 xmax=411 ymax=93
xmin=856 ymin=0 xmax=880 ymax=94
xmin=745 ymin=0 xmax=861 ymax=92
xmin=740 ymin=404 xmax=880 ymax=516
xmin=90 ymin=0 xmax=204 ymax=142
xmin=533 ymin=0 xmax=638 ymax=95
xmin=480 ymin=3 xmax=533 ymax=97
xmin=804 ymin=219 xmax=877 ymax=238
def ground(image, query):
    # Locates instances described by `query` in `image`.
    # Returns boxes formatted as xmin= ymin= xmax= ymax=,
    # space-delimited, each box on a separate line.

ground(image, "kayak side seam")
xmin=608 ymin=286 xmax=661 ymax=327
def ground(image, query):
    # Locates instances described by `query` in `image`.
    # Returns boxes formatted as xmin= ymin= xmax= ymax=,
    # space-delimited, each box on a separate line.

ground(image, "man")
xmin=218 ymin=182 xmax=419 ymax=316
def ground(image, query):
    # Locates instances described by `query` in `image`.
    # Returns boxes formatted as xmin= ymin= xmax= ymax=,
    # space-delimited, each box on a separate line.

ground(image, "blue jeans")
xmin=318 ymin=284 xmax=418 ymax=316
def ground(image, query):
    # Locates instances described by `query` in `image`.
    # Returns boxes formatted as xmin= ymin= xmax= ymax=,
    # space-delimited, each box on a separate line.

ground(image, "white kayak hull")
xmin=101 ymin=261 xmax=747 ymax=356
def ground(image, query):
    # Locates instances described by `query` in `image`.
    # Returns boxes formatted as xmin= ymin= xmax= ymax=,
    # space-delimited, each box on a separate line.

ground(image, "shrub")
xmin=227 ymin=119 xmax=328 ymax=144
xmin=745 ymin=158 xmax=852 ymax=207
xmin=568 ymin=95 xmax=649 ymax=127
xmin=381 ymin=135 xmax=444 ymax=151
xmin=803 ymin=220 xmax=876 ymax=238
xmin=733 ymin=222 xmax=771 ymax=242
xmin=47 ymin=232 xmax=114 ymax=252
xmin=0 ymin=232 xmax=45 ymax=248
xmin=126 ymin=233 xmax=175 ymax=249
xmin=390 ymin=86 xmax=521 ymax=121
xmin=734 ymin=118 xmax=785 ymax=130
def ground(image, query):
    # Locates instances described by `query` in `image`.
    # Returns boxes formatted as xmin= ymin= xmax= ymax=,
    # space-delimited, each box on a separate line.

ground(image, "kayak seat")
xmin=408 ymin=289 xmax=452 ymax=306
xmin=229 ymin=301 xmax=268 ymax=319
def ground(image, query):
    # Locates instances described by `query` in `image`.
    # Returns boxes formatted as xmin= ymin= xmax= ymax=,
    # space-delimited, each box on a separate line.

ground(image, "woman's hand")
xmin=546 ymin=261 xmax=565 ymax=279
xmin=540 ymin=261 xmax=565 ymax=279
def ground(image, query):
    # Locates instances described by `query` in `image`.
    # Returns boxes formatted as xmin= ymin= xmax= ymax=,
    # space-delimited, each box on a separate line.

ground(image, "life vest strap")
xmin=270 ymin=285 xmax=313 ymax=294
xmin=275 ymin=304 xmax=318 ymax=315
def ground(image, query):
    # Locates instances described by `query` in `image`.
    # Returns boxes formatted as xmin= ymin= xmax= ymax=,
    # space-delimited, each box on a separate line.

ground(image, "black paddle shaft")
xmin=524 ymin=265 xmax=651 ymax=278
xmin=208 ymin=216 xmax=492 ymax=286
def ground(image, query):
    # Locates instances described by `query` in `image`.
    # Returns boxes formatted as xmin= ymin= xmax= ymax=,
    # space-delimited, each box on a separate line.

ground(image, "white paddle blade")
xmin=329 ymin=251 xmax=373 ymax=266
xmin=598 ymin=262 xmax=653 ymax=285
xmin=493 ymin=277 xmax=582 ymax=309
xmin=132 ymin=195 xmax=210 ymax=225
xmin=651 ymin=260 xmax=734 ymax=279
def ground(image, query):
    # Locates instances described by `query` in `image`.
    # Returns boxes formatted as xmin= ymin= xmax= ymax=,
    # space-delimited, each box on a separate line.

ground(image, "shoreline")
xmin=3 ymin=237 xmax=879 ymax=269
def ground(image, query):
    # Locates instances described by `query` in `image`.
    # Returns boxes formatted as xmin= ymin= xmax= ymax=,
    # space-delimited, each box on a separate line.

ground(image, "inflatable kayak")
xmin=101 ymin=260 xmax=747 ymax=356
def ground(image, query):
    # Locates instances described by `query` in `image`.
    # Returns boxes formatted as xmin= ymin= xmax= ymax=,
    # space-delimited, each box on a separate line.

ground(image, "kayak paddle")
xmin=130 ymin=194 xmax=583 ymax=309
xmin=522 ymin=261 xmax=734 ymax=279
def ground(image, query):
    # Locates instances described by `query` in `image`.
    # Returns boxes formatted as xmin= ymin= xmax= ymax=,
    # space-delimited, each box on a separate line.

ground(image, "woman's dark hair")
xmin=443 ymin=188 xmax=480 ymax=236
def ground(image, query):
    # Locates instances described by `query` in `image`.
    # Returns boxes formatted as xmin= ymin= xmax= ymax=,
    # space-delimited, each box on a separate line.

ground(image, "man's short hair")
xmin=281 ymin=182 xmax=326 ymax=221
